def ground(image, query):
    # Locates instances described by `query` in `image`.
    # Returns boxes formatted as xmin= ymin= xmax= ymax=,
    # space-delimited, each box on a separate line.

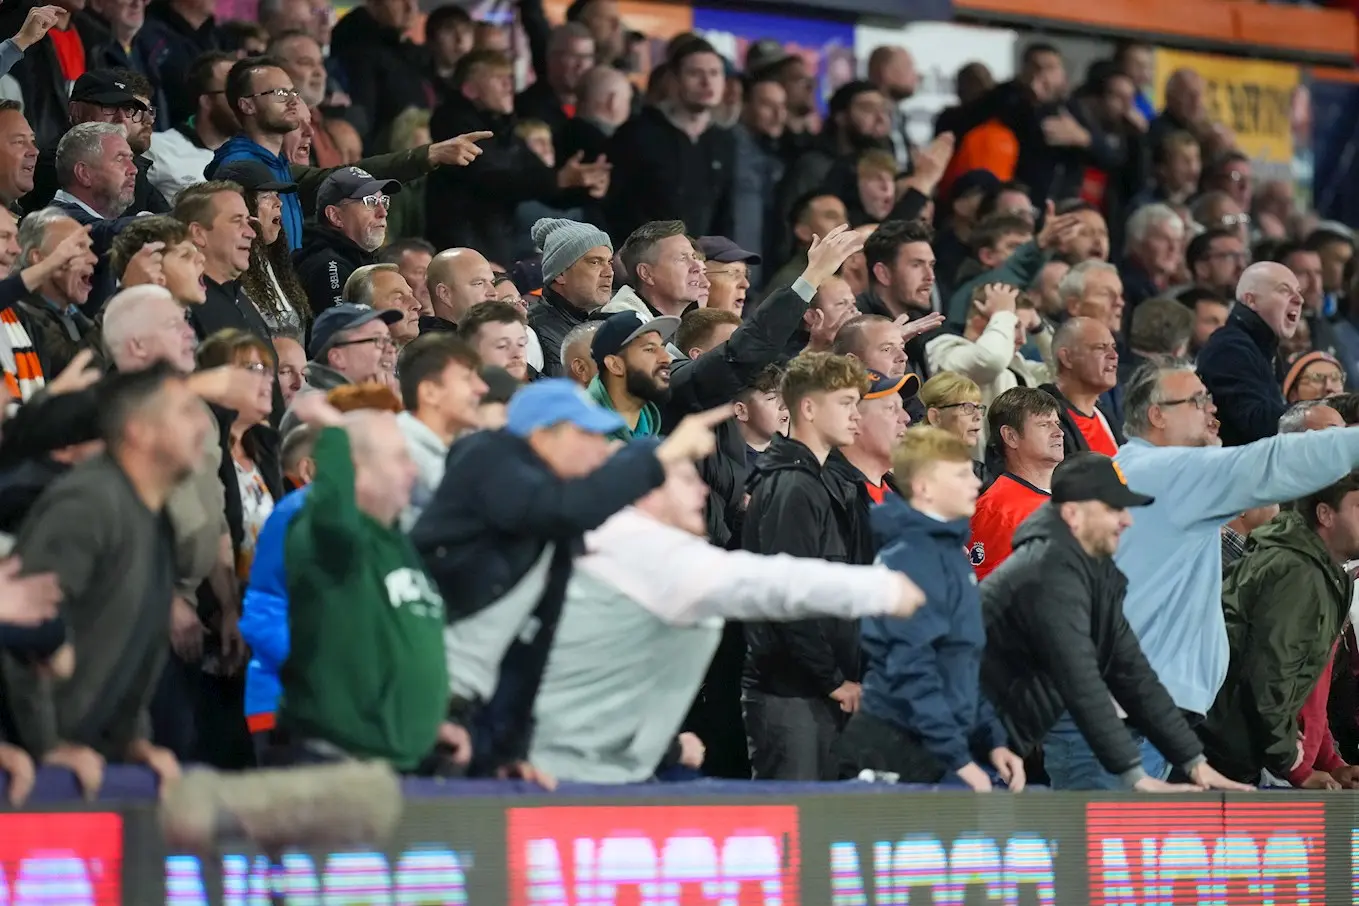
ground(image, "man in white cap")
xmin=526 ymin=217 xmax=615 ymax=377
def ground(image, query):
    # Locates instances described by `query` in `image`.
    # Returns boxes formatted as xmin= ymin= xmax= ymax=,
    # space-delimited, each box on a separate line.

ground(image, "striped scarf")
xmin=0 ymin=308 xmax=43 ymax=402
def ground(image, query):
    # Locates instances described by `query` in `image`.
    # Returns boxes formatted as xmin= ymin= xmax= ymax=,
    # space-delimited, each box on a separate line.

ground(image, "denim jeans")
xmin=1043 ymin=715 xmax=1170 ymax=790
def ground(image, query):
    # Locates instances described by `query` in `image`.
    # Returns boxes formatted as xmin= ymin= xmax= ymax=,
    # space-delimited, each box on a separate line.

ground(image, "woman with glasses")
xmin=1284 ymin=351 xmax=1346 ymax=404
xmin=920 ymin=371 xmax=987 ymax=480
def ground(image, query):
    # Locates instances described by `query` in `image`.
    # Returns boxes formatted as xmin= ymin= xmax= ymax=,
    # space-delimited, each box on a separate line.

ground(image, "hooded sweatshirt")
xmin=1114 ymin=427 xmax=1359 ymax=717
xmin=396 ymin=411 xmax=449 ymax=532
xmin=529 ymin=506 xmax=906 ymax=783
xmin=209 ymin=136 xmax=302 ymax=251
xmin=586 ymin=375 xmax=659 ymax=441
xmin=859 ymin=493 xmax=1007 ymax=773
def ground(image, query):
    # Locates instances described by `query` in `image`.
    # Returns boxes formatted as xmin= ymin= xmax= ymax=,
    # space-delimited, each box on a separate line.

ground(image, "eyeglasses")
xmin=936 ymin=402 xmax=986 ymax=416
xmin=240 ymin=361 xmax=269 ymax=374
xmin=332 ymin=335 xmax=395 ymax=351
xmin=1158 ymin=391 xmax=1214 ymax=411
xmin=1217 ymin=213 xmax=1251 ymax=228
xmin=102 ymin=104 xmax=156 ymax=124
xmin=343 ymin=193 xmax=390 ymax=211
xmin=1299 ymin=371 xmax=1344 ymax=387
xmin=245 ymin=87 xmax=300 ymax=101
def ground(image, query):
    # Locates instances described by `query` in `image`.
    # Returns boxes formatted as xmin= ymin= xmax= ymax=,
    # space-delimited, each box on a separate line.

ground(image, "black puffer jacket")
xmin=741 ymin=435 xmax=871 ymax=698
xmin=979 ymin=504 xmax=1204 ymax=784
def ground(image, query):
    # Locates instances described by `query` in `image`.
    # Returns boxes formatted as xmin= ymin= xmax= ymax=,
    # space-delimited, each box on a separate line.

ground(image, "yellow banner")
xmin=1152 ymin=48 xmax=1299 ymax=176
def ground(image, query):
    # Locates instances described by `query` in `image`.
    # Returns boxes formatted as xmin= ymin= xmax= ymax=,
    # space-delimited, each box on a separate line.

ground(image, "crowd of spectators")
xmin=0 ymin=0 xmax=1349 ymax=801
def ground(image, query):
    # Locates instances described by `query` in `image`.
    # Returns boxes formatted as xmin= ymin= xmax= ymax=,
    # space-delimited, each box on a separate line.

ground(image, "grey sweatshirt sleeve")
xmin=0 ymin=40 xmax=22 ymax=81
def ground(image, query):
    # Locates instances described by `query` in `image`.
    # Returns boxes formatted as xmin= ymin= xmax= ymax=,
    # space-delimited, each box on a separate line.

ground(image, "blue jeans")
xmin=1043 ymin=715 xmax=1169 ymax=790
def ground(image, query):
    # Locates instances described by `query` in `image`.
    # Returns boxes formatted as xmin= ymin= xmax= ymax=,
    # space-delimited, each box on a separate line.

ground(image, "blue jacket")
xmin=208 ymin=136 xmax=303 ymax=252
xmin=860 ymin=494 xmax=1006 ymax=773
xmin=240 ymin=486 xmax=310 ymax=725
xmin=411 ymin=430 xmax=666 ymax=770
xmin=1195 ymin=305 xmax=1286 ymax=447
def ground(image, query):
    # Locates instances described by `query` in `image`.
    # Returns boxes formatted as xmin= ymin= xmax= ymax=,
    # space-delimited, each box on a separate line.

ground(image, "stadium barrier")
xmin=0 ymin=766 xmax=1348 ymax=903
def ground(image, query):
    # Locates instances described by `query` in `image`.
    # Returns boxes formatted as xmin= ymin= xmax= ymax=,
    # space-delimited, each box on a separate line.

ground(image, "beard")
xmin=359 ymin=224 xmax=387 ymax=252
xmin=624 ymin=364 xmax=670 ymax=404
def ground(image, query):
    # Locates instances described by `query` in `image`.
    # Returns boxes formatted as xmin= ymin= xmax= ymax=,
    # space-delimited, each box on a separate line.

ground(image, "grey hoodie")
xmin=396 ymin=412 xmax=449 ymax=532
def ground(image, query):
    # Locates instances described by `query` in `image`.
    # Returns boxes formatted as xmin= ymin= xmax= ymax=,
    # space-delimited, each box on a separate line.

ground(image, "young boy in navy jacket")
xmin=836 ymin=425 xmax=1026 ymax=791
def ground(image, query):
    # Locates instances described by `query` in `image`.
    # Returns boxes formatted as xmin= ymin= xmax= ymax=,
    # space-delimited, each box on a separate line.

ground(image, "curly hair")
xmin=780 ymin=351 xmax=869 ymax=421
xmin=326 ymin=382 xmax=403 ymax=413
xmin=239 ymin=187 xmax=311 ymax=329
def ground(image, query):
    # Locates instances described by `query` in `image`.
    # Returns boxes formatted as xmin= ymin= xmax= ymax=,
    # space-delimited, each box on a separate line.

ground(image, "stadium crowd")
xmin=0 ymin=0 xmax=1350 ymax=802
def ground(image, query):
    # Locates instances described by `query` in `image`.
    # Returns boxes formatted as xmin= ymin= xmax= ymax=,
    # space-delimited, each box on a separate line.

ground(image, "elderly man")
xmin=343 ymin=264 xmax=421 ymax=349
xmin=526 ymin=217 xmax=613 ymax=375
xmin=559 ymin=321 xmax=600 ymax=388
xmin=293 ymin=167 xmax=400 ymax=316
xmin=49 ymin=121 xmax=140 ymax=309
xmin=1120 ymin=203 xmax=1185 ymax=313
xmin=1038 ymin=317 xmax=1123 ymax=459
xmin=14 ymin=208 xmax=99 ymax=375
xmin=280 ymin=302 xmax=402 ymax=434
xmin=1197 ymin=261 xmax=1305 ymax=446
xmin=0 ymin=101 xmax=39 ymax=214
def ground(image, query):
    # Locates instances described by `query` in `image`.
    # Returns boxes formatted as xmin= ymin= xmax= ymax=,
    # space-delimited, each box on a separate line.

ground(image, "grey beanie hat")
xmin=533 ymin=217 xmax=613 ymax=286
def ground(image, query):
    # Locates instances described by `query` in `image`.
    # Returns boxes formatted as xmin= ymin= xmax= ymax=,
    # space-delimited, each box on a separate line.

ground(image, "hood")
xmin=207 ymin=136 xmax=288 ymax=178
xmin=601 ymin=285 xmax=654 ymax=318
xmin=585 ymin=375 xmax=660 ymax=439
xmin=1010 ymin=502 xmax=1068 ymax=549
xmin=397 ymin=411 xmax=448 ymax=459
xmin=870 ymin=492 xmax=970 ymax=551
xmin=748 ymin=433 xmax=824 ymax=481
xmin=1249 ymin=509 xmax=1338 ymax=571
xmin=296 ymin=224 xmax=366 ymax=262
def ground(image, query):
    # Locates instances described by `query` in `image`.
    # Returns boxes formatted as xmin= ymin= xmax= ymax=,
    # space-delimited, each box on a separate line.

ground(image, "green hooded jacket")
xmin=586 ymin=375 xmax=660 ymax=442
xmin=1200 ymin=509 xmax=1353 ymax=782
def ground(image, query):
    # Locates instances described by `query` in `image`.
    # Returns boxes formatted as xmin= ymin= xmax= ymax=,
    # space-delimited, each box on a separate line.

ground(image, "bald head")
xmin=427 ymin=247 xmax=498 ymax=324
xmin=1237 ymin=261 xmax=1303 ymax=339
xmin=577 ymin=64 xmax=634 ymax=128
xmin=867 ymin=46 xmax=917 ymax=102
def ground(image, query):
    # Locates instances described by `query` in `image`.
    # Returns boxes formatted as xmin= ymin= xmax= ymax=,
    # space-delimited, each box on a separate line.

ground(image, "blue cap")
xmin=308 ymin=303 xmax=402 ymax=359
xmin=505 ymin=378 xmax=626 ymax=437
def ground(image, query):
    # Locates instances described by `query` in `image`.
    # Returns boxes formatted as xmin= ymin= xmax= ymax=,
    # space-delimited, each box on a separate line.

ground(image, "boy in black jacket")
xmin=741 ymin=351 xmax=871 ymax=780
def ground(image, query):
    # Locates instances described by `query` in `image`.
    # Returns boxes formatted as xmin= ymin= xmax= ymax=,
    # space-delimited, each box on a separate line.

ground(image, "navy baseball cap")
xmin=591 ymin=311 xmax=680 ymax=368
xmin=864 ymin=369 xmax=921 ymax=400
xmin=316 ymin=166 xmax=402 ymax=215
xmin=505 ymin=378 xmax=625 ymax=437
xmin=213 ymin=159 xmax=298 ymax=193
xmin=308 ymin=303 xmax=402 ymax=359
xmin=697 ymin=236 xmax=761 ymax=265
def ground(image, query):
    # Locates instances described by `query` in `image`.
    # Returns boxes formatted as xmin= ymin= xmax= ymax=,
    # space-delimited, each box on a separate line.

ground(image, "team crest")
xmin=968 ymin=542 xmax=985 ymax=566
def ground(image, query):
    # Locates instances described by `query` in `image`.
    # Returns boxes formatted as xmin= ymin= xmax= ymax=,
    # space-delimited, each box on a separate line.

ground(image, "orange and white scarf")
xmin=0 ymin=307 xmax=44 ymax=402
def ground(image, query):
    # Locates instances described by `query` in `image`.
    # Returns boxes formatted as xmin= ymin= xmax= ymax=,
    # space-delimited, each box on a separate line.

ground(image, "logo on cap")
xmin=114 ymin=81 xmax=126 ymax=89
xmin=1112 ymin=462 xmax=1127 ymax=486
xmin=347 ymin=167 xmax=374 ymax=180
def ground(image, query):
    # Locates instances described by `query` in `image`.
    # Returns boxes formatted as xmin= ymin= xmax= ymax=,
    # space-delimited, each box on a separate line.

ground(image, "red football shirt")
xmin=968 ymin=473 xmax=1051 ymax=580
xmin=1069 ymin=405 xmax=1118 ymax=456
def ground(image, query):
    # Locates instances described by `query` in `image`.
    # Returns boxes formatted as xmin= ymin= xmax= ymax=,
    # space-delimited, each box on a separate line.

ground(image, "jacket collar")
xmin=542 ymin=286 xmax=593 ymax=321
xmin=1229 ymin=304 xmax=1280 ymax=359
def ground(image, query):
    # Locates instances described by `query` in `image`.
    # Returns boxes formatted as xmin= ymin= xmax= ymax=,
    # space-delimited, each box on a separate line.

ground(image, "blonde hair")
xmin=780 ymin=352 xmax=869 ymax=423
xmin=514 ymin=119 xmax=551 ymax=141
xmin=389 ymin=107 xmax=432 ymax=154
xmin=918 ymin=372 xmax=981 ymax=410
xmin=892 ymin=426 xmax=974 ymax=498
xmin=857 ymin=149 xmax=897 ymax=179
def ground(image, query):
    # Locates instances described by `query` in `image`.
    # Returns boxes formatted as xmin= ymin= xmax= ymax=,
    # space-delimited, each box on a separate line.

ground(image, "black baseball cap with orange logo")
xmin=1051 ymin=452 xmax=1154 ymax=509
xmin=864 ymin=369 xmax=921 ymax=400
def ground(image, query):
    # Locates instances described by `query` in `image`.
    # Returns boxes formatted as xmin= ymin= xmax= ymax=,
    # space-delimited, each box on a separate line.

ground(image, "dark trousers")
xmin=833 ymin=710 xmax=949 ymax=783
xmin=742 ymin=689 xmax=842 ymax=780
